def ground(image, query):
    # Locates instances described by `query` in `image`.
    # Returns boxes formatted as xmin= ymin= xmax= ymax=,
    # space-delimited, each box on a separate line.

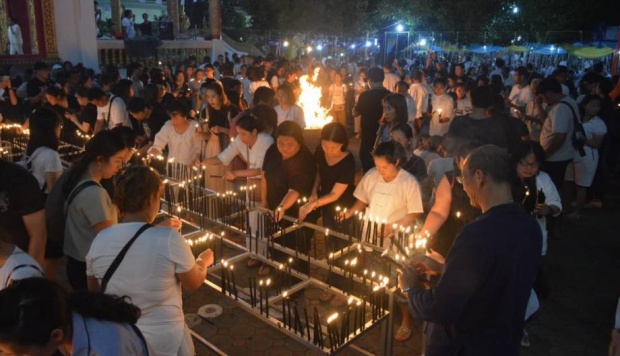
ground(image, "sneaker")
xmin=521 ymin=328 xmax=531 ymax=347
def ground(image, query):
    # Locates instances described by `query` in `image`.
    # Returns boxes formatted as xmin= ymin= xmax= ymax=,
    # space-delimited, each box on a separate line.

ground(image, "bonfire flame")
xmin=298 ymin=67 xmax=333 ymax=129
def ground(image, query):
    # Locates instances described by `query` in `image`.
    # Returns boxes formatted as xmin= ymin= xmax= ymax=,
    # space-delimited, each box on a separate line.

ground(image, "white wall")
xmin=53 ymin=0 xmax=99 ymax=70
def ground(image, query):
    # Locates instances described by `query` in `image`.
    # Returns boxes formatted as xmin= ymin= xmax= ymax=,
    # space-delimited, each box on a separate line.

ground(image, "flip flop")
xmin=394 ymin=326 xmax=412 ymax=341
xmin=329 ymin=296 xmax=346 ymax=308
xmin=258 ymin=264 xmax=271 ymax=276
xmin=320 ymin=291 xmax=334 ymax=302
xmin=247 ymin=258 xmax=260 ymax=268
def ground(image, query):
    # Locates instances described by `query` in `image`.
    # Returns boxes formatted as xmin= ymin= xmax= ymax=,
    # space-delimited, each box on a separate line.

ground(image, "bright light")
xmin=283 ymin=41 xmax=289 ymax=47
xmin=512 ymin=6 xmax=519 ymax=14
xmin=340 ymin=53 xmax=344 ymax=57
xmin=396 ymin=24 xmax=404 ymax=32
xmin=307 ymin=46 xmax=313 ymax=53
xmin=316 ymin=44 xmax=323 ymax=51
xmin=550 ymin=45 xmax=555 ymax=51
xmin=365 ymin=41 xmax=371 ymax=47
xmin=350 ymin=44 xmax=356 ymax=49
xmin=418 ymin=38 xmax=427 ymax=46
xmin=517 ymin=35 xmax=522 ymax=41
xmin=298 ymin=68 xmax=333 ymax=129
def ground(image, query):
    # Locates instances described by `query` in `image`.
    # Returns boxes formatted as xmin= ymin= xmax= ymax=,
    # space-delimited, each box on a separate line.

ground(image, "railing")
xmin=97 ymin=39 xmax=215 ymax=67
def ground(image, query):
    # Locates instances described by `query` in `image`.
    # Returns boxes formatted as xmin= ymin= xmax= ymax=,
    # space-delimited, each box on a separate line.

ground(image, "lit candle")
xmin=259 ymin=279 xmax=264 ymax=315
xmin=265 ymin=279 xmax=271 ymax=318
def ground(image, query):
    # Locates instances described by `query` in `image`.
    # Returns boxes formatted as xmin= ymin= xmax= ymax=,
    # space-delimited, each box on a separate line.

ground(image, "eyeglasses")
xmin=518 ymin=160 xmax=539 ymax=169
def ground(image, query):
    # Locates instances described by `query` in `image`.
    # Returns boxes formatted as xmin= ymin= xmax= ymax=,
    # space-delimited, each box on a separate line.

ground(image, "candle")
xmin=327 ymin=253 xmax=333 ymax=287
xmin=259 ymin=280 xmax=264 ymax=315
xmin=294 ymin=301 xmax=302 ymax=336
xmin=327 ymin=313 xmax=338 ymax=351
xmin=282 ymin=291 xmax=288 ymax=328
xmin=230 ymin=265 xmax=238 ymax=300
xmin=304 ymin=307 xmax=311 ymax=341
xmin=456 ymin=211 xmax=462 ymax=219
xmin=265 ymin=279 xmax=271 ymax=318
xmin=354 ymin=300 xmax=362 ymax=335
xmin=437 ymin=108 xmax=443 ymax=117
xmin=220 ymin=260 xmax=227 ymax=294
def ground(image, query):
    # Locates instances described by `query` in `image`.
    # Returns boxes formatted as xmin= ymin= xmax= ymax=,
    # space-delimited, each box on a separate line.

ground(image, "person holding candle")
xmin=419 ymin=140 xmax=482 ymax=265
xmin=299 ymin=122 xmax=355 ymax=230
xmin=339 ymin=141 xmax=424 ymax=340
xmin=261 ymin=121 xmax=316 ymax=275
xmin=86 ymin=166 xmax=213 ymax=356
xmin=198 ymin=82 xmax=238 ymax=193
xmin=148 ymin=101 xmax=202 ymax=180
xmin=512 ymin=141 xmax=560 ymax=341
xmin=200 ymin=113 xmax=274 ymax=268
xmin=63 ymin=130 xmax=127 ymax=290
xmin=429 ymin=78 xmax=456 ymax=137
xmin=400 ymin=145 xmax=542 ymax=355
xmin=389 ymin=123 xmax=432 ymax=196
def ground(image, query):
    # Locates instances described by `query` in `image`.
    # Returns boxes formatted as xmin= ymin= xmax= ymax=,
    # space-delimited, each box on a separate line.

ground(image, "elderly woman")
xmin=260 ymin=121 xmax=316 ymax=275
xmin=86 ymin=166 xmax=214 ymax=356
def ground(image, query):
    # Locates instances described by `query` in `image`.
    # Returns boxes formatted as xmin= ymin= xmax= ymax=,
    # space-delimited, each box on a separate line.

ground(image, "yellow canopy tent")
xmin=570 ymin=46 xmax=615 ymax=59
xmin=506 ymin=45 xmax=528 ymax=53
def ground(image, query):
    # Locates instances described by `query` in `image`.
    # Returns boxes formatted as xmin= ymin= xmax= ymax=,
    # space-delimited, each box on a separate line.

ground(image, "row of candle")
xmin=220 ymin=260 xmax=238 ymax=300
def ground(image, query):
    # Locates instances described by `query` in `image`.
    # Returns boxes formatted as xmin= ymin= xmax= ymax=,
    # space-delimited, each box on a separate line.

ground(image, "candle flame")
xmin=327 ymin=312 xmax=339 ymax=323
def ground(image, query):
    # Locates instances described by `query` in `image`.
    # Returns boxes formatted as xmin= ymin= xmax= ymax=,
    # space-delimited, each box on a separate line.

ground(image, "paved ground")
xmin=54 ymin=133 xmax=620 ymax=355
xmin=183 ymin=135 xmax=620 ymax=355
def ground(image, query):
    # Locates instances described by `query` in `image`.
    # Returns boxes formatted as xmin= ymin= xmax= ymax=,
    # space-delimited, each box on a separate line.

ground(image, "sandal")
xmin=320 ymin=291 xmax=334 ymax=302
xmin=394 ymin=325 xmax=412 ymax=341
xmin=247 ymin=258 xmax=261 ymax=268
xmin=258 ymin=264 xmax=271 ymax=276
xmin=329 ymin=296 xmax=346 ymax=308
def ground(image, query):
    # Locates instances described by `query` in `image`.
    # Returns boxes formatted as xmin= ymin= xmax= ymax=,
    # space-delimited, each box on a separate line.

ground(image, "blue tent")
xmin=533 ymin=45 xmax=567 ymax=55
xmin=470 ymin=45 xmax=505 ymax=53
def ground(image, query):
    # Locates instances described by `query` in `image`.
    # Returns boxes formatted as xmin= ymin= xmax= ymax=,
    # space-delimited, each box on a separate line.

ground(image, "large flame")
xmin=298 ymin=68 xmax=333 ymax=129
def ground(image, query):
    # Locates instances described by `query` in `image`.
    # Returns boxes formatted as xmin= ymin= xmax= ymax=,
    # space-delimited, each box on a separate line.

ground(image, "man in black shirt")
xmin=26 ymin=62 xmax=52 ymax=109
xmin=400 ymin=145 xmax=541 ymax=355
xmin=353 ymin=67 xmax=390 ymax=172
xmin=127 ymin=97 xmax=169 ymax=154
xmin=447 ymin=85 xmax=508 ymax=149
xmin=0 ymin=76 xmax=20 ymax=123
xmin=0 ymin=160 xmax=47 ymax=266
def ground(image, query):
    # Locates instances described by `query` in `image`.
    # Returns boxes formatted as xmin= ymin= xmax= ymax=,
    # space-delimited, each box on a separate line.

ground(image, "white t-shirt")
xmin=121 ymin=17 xmax=136 ymax=39
xmin=404 ymin=94 xmax=417 ymax=124
xmin=275 ymin=104 xmax=306 ymax=128
xmin=455 ymin=97 xmax=472 ymax=116
xmin=429 ymin=94 xmax=455 ymax=136
xmin=354 ymin=168 xmax=424 ymax=225
xmin=508 ymin=84 xmax=533 ymax=118
xmin=97 ymin=94 xmax=132 ymax=130
xmin=408 ymin=83 xmax=428 ymax=119
xmin=86 ymin=223 xmax=195 ymax=356
xmin=217 ymin=133 xmax=274 ymax=176
xmin=329 ymin=84 xmax=347 ymax=106
xmin=248 ymin=80 xmax=270 ymax=104
xmin=427 ymin=157 xmax=454 ymax=187
xmin=150 ymin=120 xmax=202 ymax=166
xmin=383 ymin=72 xmax=400 ymax=93
xmin=576 ymin=116 xmax=607 ymax=162
xmin=534 ymin=172 xmax=562 ymax=256
xmin=29 ymin=147 xmax=63 ymax=190
xmin=540 ymin=98 xmax=578 ymax=162
xmin=0 ymin=246 xmax=43 ymax=289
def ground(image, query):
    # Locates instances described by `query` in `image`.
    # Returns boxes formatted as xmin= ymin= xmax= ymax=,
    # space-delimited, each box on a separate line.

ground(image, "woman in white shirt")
xmin=148 ymin=101 xmax=202 ymax=180
xmin=87 ymin=166 xmax=214 ymax=356
xmin=275 ymin=84 xmax=306 ymax=128
xmin=24 ymin=107 xmax=63 ymax=194
xmin=340 ymin=141 xmax=424 ymax=341
xmin=328 ymin=73 xmax=348 ymax=128
xmin=564 ymin=95 xmax=607 ymax=219
xmin=0 ymin=234 xmax=43 ymax=290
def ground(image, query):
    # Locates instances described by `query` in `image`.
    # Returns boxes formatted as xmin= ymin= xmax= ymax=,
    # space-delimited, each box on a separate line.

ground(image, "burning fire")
xmin=298 ymin=67 xmax=333 ymax=129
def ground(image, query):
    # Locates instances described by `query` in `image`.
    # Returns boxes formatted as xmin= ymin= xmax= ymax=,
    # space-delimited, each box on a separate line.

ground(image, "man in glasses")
xmin=399 ymin=145 xmax=542 ymax=355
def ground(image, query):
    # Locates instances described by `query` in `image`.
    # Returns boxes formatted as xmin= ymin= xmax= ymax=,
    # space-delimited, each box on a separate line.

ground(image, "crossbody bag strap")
xmin=107 ymin=95 xmax=119 ymax=125
xmin=558 ymin=100 xmax=580 ymax=125
xmin=5 ymin=263 xmax=44 ymax=287
xmin=100 ymin=223 xmax=152 ymax=293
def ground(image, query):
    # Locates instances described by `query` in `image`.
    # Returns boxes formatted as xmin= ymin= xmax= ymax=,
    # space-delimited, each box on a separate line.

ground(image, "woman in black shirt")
xmin=299 ymin=122 xmax=355 ymax=230
xmin=261 ymin=121 xmax=316 ymax=274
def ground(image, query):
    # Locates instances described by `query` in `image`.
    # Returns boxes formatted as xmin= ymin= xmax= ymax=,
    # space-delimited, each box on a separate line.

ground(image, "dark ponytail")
xmin=0 ymin=278 xmax=141 ymax=348
xmin=62 ymin=130 xmax=127 ymax=197
xmin=26 ymin=107 xmax=63 ymax=156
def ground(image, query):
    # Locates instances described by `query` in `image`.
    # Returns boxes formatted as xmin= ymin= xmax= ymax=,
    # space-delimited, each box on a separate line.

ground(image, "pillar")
xmin=167 ymin=0 xmax=179 ymax=39
xmin=209 ymin=0 xmax=221 ymax=40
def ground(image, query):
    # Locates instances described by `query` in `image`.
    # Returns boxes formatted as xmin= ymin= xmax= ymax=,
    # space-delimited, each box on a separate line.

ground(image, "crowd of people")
xmin=0 ymin=50 xmax=620 ymax=355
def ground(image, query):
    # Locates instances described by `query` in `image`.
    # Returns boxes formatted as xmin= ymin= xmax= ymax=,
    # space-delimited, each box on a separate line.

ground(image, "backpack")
xmin=558 ymin=101 xmax=586 ymax=157
xmin=45 ymin=173 xmax=98 ymax=242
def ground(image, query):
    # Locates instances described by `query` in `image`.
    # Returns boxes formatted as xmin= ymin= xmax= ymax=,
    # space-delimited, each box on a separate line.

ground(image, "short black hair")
xmin=537 ymin=77 xmax=563 ymax=95
xmin=470 ymin=85 xmax=494 ymax=109
xmin=512 ymin=140 xmax=545 ymax=167
xmin=167 ymin=101 xmax=188 ymax=117
xmin=87 ymin=87 xmax=106 ymax=101
xmin=127 ymin=97 xmax=150 ymax=113
xmin=373 ymin=141 xmax=406 ymax=166
xmin=236 ymin=113 xmax=264 ymax=133
xmin=367 ymin=67 xmax=384 ymax=84
xmin=251 ymin=105 xmax=277 ymax=134
xmin=274 ymin=121 xmax=304 ymax=146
